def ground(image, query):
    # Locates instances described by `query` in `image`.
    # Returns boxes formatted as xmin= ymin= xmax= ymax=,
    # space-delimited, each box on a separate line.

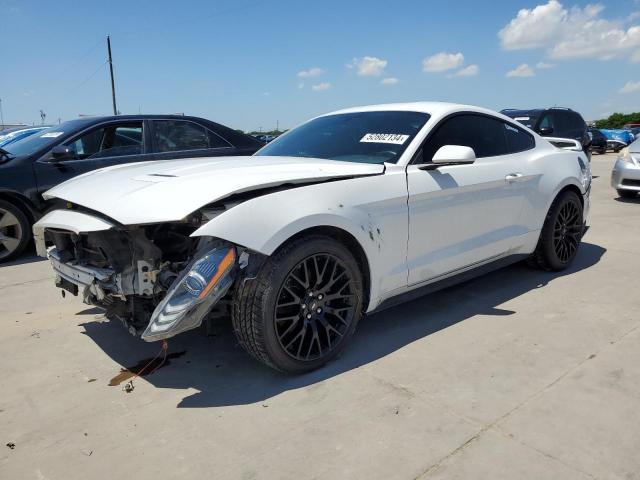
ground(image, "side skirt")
xmin=369 ymin=253 xmax=529 ymax=315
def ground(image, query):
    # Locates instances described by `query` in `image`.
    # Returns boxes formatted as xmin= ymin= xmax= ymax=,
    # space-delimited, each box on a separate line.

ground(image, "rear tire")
xmin=617 ymin=189 xmax=637 ymax=199
xmin=528 ymin=191 xmax=583 ymax=271
xmin=0 ymin=200 xmax=31 ymax=263
xmin=232 ymin=235 xmax=364 ymax=374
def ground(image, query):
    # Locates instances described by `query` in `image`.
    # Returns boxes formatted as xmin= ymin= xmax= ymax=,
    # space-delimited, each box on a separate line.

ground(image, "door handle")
xmin=505 ymin=173 xmax=524 ymax=182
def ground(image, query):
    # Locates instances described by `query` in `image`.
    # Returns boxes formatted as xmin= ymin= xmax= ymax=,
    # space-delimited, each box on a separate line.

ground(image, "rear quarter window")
xmin=503 ymin=122 xmax=535 ymax=153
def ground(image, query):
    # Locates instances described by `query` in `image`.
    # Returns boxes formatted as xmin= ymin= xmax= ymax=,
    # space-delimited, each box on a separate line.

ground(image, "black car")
xmin=500 ymin=107 xmax=591 ymax=159
xmin=588 ymin=127 xmax=608 ymax=155
xmin=0 ymin=114 xmax=263 ymax=262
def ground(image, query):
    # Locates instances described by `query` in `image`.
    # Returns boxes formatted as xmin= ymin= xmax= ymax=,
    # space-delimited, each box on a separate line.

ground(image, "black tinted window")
xmin=65 ymin=123 xmax=143 ymax=160
xmin=421 ymin=114 xmax=507 ymax=162
xmin=153 ymin=120 xmax=227 ymax=152
xmin=503 ymin=122 xmax=534 ymax=153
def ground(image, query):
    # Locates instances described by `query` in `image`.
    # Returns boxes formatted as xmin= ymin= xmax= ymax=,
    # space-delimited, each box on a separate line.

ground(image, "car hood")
xmin=43 ymin=155 xmax=384 ymax=225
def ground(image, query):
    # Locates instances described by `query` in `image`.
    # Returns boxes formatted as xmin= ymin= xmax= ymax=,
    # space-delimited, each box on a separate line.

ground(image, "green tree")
xmin=595 ymin=112 xmax=640 ymax=129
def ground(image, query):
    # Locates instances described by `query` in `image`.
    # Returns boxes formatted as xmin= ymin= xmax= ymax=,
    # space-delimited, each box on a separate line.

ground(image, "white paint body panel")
xmin=43 ymin=156 xmax=383 ymax=224
xmin=32 ymin=209 xmax=115 ymax=256
xmin=40 ymin=102 xmax=590 ymax=312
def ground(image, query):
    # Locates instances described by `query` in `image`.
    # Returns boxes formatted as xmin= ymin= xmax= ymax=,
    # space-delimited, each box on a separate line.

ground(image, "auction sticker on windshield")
xmin=41 ymin=132 xmax=64 ymax=138
xmin=360 ymin=133 xmax=410 ymax=144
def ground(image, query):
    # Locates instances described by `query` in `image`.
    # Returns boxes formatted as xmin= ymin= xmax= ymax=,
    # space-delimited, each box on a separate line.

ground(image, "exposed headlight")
xmin=620 ymin=148 xmax=639 ymax=166
xmin=142 ymin=246 xmax=236 ymax=341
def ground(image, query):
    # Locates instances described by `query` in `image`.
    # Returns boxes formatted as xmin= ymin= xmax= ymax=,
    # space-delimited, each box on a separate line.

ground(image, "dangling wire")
xmin=122 ymin=340 xmax=168 ymax=393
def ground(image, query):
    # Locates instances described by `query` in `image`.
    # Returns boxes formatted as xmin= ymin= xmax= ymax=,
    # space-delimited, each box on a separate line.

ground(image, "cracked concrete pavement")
xmin=1 ymin=153 xmax=639 ymax=479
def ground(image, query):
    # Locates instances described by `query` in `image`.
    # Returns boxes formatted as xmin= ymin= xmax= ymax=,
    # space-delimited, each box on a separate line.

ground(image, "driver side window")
xmin=65 ymin=122 xmax=143 ymax=160
xmin=419 ymin=114 xmax=507 ymax=163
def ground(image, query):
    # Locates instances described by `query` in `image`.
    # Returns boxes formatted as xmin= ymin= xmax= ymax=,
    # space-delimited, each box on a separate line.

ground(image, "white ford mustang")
xmin=34 ymin=102 xmax=591 ymax=373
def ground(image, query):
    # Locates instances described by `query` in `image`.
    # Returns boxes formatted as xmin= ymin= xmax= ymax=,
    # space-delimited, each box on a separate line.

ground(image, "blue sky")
xmin=1 ymin=0 xmax=639 ymax=130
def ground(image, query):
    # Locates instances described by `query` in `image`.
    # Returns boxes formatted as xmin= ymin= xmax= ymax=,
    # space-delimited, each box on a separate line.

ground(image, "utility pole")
xmin=0 ymin=98 xmax=4 ymax=130
xmin=107 ymin=35 xmax=118 ymax=115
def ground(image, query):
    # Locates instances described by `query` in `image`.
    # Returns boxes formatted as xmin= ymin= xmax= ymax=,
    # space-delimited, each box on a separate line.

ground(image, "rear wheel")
xmin=232 ymin=235 xmax=364 ymax=373
xmin=0 ymin=200 xmax=31 ymax=263
xmin=617 ymin=189 xmax=637 ymax=199
xmin=529 ymin=191 xmax=583 ymax=271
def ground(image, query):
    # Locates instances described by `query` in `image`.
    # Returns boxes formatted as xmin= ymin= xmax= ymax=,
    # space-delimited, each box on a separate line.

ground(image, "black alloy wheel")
xmin=552 ymin=200 xmax=582 ymax=263
xmin=232 ymin=235 xmax=364 ymax=373
xmin=529 ymin=190 xmax=583 ymax=271
xmin=274 ymin=253 xmax=357 ymax=362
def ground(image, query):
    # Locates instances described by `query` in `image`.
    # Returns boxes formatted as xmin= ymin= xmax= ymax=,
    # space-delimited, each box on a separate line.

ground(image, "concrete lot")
xmin=1 ymin=153 xmax=639 ymax=479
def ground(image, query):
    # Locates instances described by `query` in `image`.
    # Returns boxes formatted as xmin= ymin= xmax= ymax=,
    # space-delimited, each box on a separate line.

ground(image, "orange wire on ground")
xmin=124 ymin=340 xmax=169 ymax=391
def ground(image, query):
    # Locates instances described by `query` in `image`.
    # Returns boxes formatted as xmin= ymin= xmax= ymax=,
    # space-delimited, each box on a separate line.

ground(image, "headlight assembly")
xmin=142 ymin=246 xmax=236 ymax=341
xmin=620 ymin=148 xmax=639 ymax=166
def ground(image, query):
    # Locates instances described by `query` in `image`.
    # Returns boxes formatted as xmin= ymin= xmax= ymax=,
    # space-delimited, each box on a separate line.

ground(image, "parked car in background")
xmin=34 ymin=102 xmax=591 ymax=373
xmin=588 ymin=128 xmax=608 ymax=155
xmin=0 ymin=127 xmax=49 ymax=148
xmin=0 ymin=114 xmax=263 ymax=262
xmin=623 ymin=123 xmax=640 ymax=131
xmin=625 ymin=126 xmax=640 ymax=137
xmin=611 ymin=137 xmax=640 ymax=199
xmin=501 ymin=107 xmax=591 ymax=160
xmin=600 ymin=129 xmax=635 ymax=153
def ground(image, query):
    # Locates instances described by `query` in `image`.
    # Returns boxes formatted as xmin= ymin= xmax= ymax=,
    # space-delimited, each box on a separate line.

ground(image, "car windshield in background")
xmin=3 ymin=120 xmax=86 ymax=157
xmin=256 ymin=111 xmax=430 ymax=164
xmin=630 ymin=137 xmax=640 ymax=153
xmin=502 ymin=112 xmax=538 ymax=129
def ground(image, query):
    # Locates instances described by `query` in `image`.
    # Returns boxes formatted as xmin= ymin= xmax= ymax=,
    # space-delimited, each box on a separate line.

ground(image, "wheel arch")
xmin=556 ymin=183 xmax=584 ymax=207
xmin=0 ymin=191 xmax=38 ymax=224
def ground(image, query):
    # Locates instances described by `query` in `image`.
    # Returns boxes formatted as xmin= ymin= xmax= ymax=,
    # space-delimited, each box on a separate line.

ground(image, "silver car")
xmin=612 ymin=138 xmax=640 ymax=199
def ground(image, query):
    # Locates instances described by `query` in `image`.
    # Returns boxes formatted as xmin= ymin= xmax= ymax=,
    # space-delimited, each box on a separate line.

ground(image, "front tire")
xmin=232 ymin=235 xmax=364 ymax=373
xmin=529 ymin=191 xmax=583 ymax=271
xmin=0 ymin=200 xmax=31 ymax=263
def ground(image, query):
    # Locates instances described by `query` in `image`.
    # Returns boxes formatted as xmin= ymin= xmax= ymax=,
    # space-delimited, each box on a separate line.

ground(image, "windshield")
xmin=2 ymin=120 xmax=87 ymax=157
xmin=502 ymin=112 xmax=538 ymax=129
xmin=256 ymin=111 xmax=430 ymax=164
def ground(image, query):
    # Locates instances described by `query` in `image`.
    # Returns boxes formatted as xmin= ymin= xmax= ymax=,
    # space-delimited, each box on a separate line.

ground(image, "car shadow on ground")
xmin=614 ymin=195 xmax=640 ymax=203
xmin=0 ymin=253 xmax=45 ymax=268
xmin=79 ymin=242 xmax=606 ymax=408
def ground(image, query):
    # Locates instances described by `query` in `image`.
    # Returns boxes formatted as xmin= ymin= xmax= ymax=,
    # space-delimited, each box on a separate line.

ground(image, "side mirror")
xmin=49 ymin=145 xmax=76 ymax=162
xmin=538 ymin=127 xmax=554 ymax=136
xmin=431 ymin=145 xmax=476 ymax=165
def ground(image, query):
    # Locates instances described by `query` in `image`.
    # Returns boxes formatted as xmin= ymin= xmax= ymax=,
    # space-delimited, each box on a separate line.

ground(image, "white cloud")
xmin=312 ymin=82 xmax=331 ymax=91
xmin=298 ymin=82 xmax=304 ymax=89
xmin=507 ymin=64 xmax=535 ymax=77
xmin=422 ymin=52 xmax=464 ymax=72
xmin=536 ymin=61 xmax=554 ymax=69
xmin=297 ymin=67 xmax=324 ymax=78
xmin=451 ymin=64 xmax=479 ymax=77
xmin=620 ymin=81 xmax=640 ymax=94
xmin=347 ymin=56 xmax=387 ymax=76
xmin=380 ymin=77 xmax=399 ymax=85
xmin=629 ymin=11 xmax=640 ymax=22
xmin=499 ymin=1 xmax=640 ymax=61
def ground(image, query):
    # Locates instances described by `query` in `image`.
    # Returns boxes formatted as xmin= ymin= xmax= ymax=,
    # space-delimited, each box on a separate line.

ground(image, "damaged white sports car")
xmin=34 ymin=103 xmax=591 ymax=373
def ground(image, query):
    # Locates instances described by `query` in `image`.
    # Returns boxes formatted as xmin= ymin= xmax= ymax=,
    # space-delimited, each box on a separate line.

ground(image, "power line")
xmin=68 ymin=60 xmax=108 ymax=92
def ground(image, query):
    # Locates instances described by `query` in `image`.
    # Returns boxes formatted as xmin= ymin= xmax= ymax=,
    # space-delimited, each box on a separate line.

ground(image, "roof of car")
xmin=325 ymin=102 xmax=504 ymax=118
xmin=67 ymin=114 xmax=211 ymax=123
